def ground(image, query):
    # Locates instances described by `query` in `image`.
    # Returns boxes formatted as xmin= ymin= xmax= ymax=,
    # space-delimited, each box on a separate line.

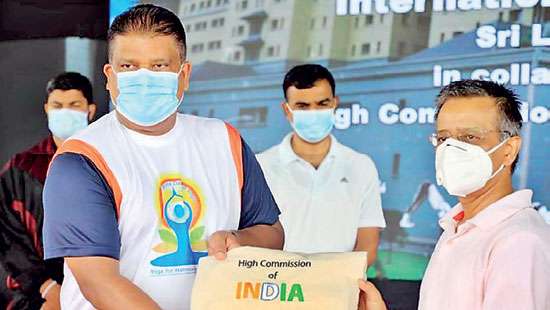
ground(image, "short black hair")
xmin=108 ymin=4 xmax=187 ymax=60
xmin=46 ymin=72 xmax=94 ymax=104
xmin=283 ymin=64 xmax=336 ymax=100
xmin=435 ymin=79 xmax=523 ymax=172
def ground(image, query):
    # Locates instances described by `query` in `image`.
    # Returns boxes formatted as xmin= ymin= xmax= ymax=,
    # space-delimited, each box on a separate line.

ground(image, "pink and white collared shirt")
xmin=419 ymin=190 xmax=550 ymax=310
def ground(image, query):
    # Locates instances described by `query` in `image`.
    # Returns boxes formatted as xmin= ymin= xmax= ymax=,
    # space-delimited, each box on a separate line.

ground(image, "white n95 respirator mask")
xmin=435 ymin=138 xmax=508 ymax=197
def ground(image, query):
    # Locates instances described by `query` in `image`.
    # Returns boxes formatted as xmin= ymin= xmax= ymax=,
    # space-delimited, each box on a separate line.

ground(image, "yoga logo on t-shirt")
xmin=151 ymin=173 xmax=208 ymax=268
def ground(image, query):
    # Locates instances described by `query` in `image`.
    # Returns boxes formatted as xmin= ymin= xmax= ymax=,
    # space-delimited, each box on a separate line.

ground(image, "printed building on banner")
xmin=181 ymin=26 xmax=550 ymax=280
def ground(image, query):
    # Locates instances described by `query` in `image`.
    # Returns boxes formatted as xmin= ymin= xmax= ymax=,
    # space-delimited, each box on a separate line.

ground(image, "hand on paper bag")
xmin=207 ymin=230 xmax=241 ymax=260
xmin=358 ymin=280 xmax=387 ymax=310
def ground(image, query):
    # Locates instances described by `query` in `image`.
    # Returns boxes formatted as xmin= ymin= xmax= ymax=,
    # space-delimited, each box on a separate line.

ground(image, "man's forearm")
xmin=67 ymin=257 xmax=160 ymax=310
xmin=77 ymin=273 xmax=160 ymax=310
xmin=354 ymin=228 xmax=381 ymax=266
xmin=236 ymin=221 xmax=284 ymax=250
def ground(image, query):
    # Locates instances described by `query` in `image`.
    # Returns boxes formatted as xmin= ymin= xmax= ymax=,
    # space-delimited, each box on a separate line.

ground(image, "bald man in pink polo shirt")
xmin=359 ymin=80 xmax=550 ymax=310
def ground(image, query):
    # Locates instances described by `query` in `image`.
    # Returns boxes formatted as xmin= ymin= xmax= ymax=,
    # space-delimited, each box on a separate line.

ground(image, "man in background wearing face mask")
xmin=257 ymin=64 xmax=385 ymax=266
xmin=0 ymin=72 xmax=95 ymax=309
xmin=358 ymin=80 xmax=550 ymax=310
xmin=42 ymin=4 xmax=283 ymax=310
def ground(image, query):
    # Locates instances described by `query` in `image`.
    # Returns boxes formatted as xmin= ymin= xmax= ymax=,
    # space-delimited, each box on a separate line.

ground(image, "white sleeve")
xmin=358 ymin=156 xmax=386 ymax=228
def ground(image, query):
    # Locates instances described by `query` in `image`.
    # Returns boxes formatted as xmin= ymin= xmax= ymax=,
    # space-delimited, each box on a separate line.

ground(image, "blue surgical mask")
xmin=47 ymin=108 xmax=89 ymax=139
xmin=114 ymin=68 xmax=183 ymax=126
xmin=287 ymin=104 xmax=335 ymax=143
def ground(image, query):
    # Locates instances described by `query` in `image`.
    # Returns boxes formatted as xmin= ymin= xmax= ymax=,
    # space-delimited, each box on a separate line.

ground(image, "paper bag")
xmin=191 ymin=246 xmax=366 ymax=310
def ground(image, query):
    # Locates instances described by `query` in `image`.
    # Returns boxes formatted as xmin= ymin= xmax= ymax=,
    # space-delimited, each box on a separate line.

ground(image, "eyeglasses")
xmin=429 ymin=129 xmax=511 ymax=147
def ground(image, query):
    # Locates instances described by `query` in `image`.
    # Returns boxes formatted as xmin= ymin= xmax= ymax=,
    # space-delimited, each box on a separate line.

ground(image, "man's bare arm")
xmin=354 ymin=227 xmax=380 ymax=266
xmin=66 ymin=256 xmax=160 ymax=310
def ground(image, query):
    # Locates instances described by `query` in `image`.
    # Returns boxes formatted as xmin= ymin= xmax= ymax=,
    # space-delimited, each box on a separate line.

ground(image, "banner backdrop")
xmin=119 ymin=0 xmax=550 ymax=281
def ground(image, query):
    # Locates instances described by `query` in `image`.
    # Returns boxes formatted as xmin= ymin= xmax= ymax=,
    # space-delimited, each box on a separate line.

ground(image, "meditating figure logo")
xmin=151 ymin=175 xmax=208 ymax=267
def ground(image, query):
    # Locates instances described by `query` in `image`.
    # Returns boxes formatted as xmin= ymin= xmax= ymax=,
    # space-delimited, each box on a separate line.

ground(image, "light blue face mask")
xmin=287 ymin=104 xmax=335 ymax=143
xmin=47 ymin=108 xmax=89 ymax=139
xmin=114 ymin=68 xmax=183 ymax=126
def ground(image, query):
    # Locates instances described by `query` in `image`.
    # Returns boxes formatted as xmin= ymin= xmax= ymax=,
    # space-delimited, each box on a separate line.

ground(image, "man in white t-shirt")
xmin=257 ymin=64 xmax=385 ymax=265
xmin=42 ymin=4 xmax=283 ymax=310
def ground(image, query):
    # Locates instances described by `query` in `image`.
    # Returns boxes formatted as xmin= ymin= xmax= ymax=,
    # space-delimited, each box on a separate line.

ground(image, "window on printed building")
xmin=207 ymin=0 xmax=212 ymax=8
xmin=322 ymin=16 xmax=328 ymax=28
xmin=191 ymin=44 xmax=204 ymax=53
xmin=310 ymin=18 xmax=315 ymax=29
xmin=365 ymin=15 xmax=373 ymax=25
xmin=392 ymin=153 xmax=401 ymax=179
xmin=376 ymin=41 xmax=381 ymax=53
xmin=452 ymin=31 xmax=463 ymax=38
xmin=361 ymin=43 xmax=370 ymax=55
xmin=208 ymin=41 xmax=222 ymax=50
xmin=220 ymin=18 xmax=225 ymax=26
xmin=351 ymin=44 xmax=356 ymax=57
xmin=242 ymin=0 xmax=248 ymax=9
xmin=354 ymin=16 xmax=359 ymax=28
xmin=238 ymin=25 xmax=245 ymax=35
xmin=440 ymin=33 xmax=445 ymax=43
xmin=267 ymin=46 xmax=275 ymax=57
xmin=191 ymin=3 xmax=196 ymax=12
xmin=271 ymin=19 xmax=279 ymax=30
xmin=509 ymin=9 xmax=521 ymax=22
xmin=234 ymin=51 xmax=241 ymax=61
xmin=238 ymin=107 xmax=268 ymax=128
xmin=200 ymin=1 xmax=205 ymax=9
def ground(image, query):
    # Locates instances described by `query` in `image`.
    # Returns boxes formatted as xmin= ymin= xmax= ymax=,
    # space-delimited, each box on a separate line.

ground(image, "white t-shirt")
xmin=257 ymin=134 xmax=386 ymax=253
xmin=45 ymin=112 xmax=249 ymax=309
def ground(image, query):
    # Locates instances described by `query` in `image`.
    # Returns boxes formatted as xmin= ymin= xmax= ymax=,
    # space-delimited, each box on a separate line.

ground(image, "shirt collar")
xmin=439 ymin=189 xmax=533 ymax=231
xmin=279 ymin=133 xmax=339 ymax=166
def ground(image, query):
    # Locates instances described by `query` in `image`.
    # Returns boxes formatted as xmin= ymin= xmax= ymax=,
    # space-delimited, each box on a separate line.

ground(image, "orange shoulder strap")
xmin=225 ymin=123 xmax=244 ymax=191
xmin=52 ymin=139 xmax=123 ymax=217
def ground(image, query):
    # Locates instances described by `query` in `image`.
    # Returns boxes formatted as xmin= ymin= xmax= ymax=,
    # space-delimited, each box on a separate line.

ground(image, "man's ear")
xmin=503 ymin=136 xmax=522 ymax=167
xmin=104 ymin=63 xmax=119 ymax=103
xmin=334 ymin=96 xmax=340 ymax=108
xmin=87 ymin=104 xmax=97 ymax=122
xmin=181 ymin=61 xmax=192 ymax=91
xmin=44 ymin=103 xmax=49 ymax=115
xmin=281 ymin=102 xmax=292 ymax=123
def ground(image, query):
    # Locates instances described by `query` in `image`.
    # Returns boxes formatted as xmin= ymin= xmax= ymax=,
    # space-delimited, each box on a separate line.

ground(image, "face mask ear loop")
xmin=487 ymin=137 xmax=509 ymax=155
xmin=177 ymin=64 xmax=185 ymax=76
xmin=489 ymin=164 xmax=506 ymax=179
xmin=487 ymin=137 xmax=510 ymax=179
xmin=286 ymin=103 xmax=294 ymax=114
